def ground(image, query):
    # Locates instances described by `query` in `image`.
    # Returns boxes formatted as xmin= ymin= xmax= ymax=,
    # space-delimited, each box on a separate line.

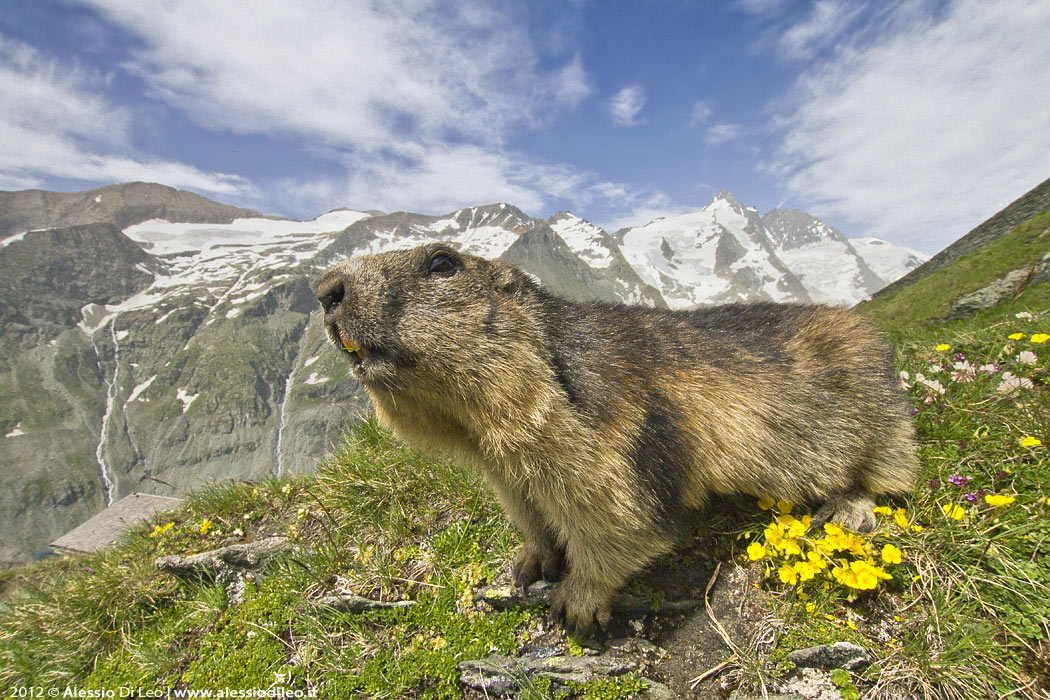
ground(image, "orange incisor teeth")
xmin=338 ymin=329 xmax=370 ymax=359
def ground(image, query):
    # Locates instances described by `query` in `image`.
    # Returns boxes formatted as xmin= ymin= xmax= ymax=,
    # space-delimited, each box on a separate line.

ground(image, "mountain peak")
xmin=709 ymin=190 xmax=742 ymax=208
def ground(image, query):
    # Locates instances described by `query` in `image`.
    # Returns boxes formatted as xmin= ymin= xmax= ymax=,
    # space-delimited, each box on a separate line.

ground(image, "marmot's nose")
xmin=317 ymin=279 xmax=346 ymax=315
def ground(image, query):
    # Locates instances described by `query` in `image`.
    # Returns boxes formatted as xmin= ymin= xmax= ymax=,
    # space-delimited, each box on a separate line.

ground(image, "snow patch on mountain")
xmin=548 ymin=213 xmax=616 ymax=269
xmin=617 ymin=193 xmax=808 ymax=309
xmin=362 ymin=204 xmax=533 ymax=259
xmin=851 ymin=237 xmax=928 ymax=287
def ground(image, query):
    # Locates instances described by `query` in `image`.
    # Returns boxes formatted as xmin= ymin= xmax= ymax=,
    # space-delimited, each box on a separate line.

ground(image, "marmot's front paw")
xmin=511 ymin=543 xmax=565 ymax=588
xmin=550 ymin=579 xmax=612 ymax=636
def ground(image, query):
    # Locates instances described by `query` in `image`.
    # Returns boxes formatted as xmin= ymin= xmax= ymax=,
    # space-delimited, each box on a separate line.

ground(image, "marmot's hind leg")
xmin=811 ymin=487 xmax=876 ymax=533
xmin=813 ymin=420 xmax=919 ymax=533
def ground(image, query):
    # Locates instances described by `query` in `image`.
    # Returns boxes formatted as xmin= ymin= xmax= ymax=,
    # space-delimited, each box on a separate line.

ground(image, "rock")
xmin=948 ymin=254 xmax=1050 ymax=318
xmin=728 ymin=691 xmax=808 ymax=700
xmin=638 ymin=679 xmax=677 ymax=700
xmin=787 ymin=641 xmax=870 ymax=672
xmin=155 ymin=536 xmax=292 ymax=604
xmin=476 ymin=581 xmax=701 ymax=614
xmin=458 ymin=638 xmax=665 ymax=696
xmin=312 ymin=593 xmax=416 ymax=613
xmin=775 ymin=667 xmax=846 ymax=700
xmin=475 ymin=581 xmax=556 ymax=609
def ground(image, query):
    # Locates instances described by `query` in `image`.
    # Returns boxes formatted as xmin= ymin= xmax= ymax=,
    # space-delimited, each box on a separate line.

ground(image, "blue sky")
xmin=1 ymin=0 xmax=1049 ymax=254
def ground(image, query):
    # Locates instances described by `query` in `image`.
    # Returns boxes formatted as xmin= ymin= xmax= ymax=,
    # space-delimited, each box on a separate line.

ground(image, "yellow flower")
xmin=793 ymin=560 xmax=821 ymax=582
xmin=1008 ymin=333 xmax=1026 ymax=340
xmin=910 ymin=524 xmax=924 ymax=533
xmin=199 ymin=519 xmax=213 ymax=535
xmin=893 ymin=508 xmax=909 ymax=529
xmin=758 ymin=496 xmax=776 ymax=510
xmin=936 ymin=344 xmax=951 ymax=351
xmin=1020 ymin=436 xmax=1042 ymax=447
xmin=776 ymin=499 xmax=794 ymax=515
xmin=873 ymin=506 xmax=893 ymax=517
xmin=806 ymin=550 xmax=829 ymax=570
xmin=764 ymin=522 xmax=802 ymax=556
xmin=832 ymin=559 xmax=890 ymax=590
xmin=941 ymin=503 xmax=965 ymax=520
xmin=881 ymin=544 xmax=903 ymax=565
xmin=747 ymin=541 xmax=768 ymax=561
xmin=778 ymin=564 xmax=798 ymax=585
xmin=1031 ymin=333 xmax=1050 ymax=343
xmin=984 ymin=494 xmax=1016 ymax=507
xmin=778 ymin=513 xmax=809 ymax=539
xmin=149 ymin=521 xmax=174 ymax=538
xmin=805 ymin=602 xmax=816 ymax=613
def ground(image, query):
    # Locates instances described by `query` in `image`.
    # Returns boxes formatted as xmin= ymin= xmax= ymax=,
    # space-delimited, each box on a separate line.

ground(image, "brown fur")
xmin=315 ymin=243 xmax=919 ymax=631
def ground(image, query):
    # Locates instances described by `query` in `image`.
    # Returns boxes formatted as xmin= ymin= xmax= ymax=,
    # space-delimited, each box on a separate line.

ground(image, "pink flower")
xmin=997 ymin=372 xmax=1034 ymax=394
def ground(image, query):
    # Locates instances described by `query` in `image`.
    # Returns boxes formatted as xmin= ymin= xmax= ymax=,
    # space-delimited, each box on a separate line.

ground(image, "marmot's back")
xmin=316 ymin=243 xmax=919 ymax=632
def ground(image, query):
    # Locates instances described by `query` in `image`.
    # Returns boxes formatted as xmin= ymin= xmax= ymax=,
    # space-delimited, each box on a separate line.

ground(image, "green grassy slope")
xmin=857 ymin=209 xmax=1050 ymax=332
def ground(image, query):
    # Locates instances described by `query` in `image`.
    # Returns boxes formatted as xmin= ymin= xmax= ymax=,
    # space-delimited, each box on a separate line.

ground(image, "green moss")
xmin=567 ymin=673 xmax=647 ymax=699
xmin=830 ymin=668 xmax=860 ymax=700
xmin=178 ymin=579 xmax=300 ymax=690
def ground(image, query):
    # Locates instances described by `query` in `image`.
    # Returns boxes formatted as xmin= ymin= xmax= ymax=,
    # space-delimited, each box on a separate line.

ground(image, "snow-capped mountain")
xmin=762 ymin=209 xmax=885 ymax=305
xmin=547 ymin=212 xmax=667 ymax=307
xmin=615 ymin=191 xmax=811 ymax=309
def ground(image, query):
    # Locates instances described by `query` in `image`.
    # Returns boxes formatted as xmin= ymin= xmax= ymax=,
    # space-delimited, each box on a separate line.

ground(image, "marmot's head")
xmin=315 ymin=244 xmax=541 ymax=393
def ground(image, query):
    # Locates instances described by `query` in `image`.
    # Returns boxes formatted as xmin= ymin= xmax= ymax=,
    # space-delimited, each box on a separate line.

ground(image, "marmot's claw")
xmin=550 ymin=581 xmax=611 ymax=637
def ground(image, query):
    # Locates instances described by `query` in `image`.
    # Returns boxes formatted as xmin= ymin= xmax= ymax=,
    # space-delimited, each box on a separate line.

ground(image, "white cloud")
xmin=80 ymin=1 xmax=590 ymax=148
xmin=689 ymin=100 xmax=713 ymax=127
xmin=769 ymin=0 xmax=1050 ymax=253
xmin=779 ymin=0 xmax=862 ymax=60
xmin=704 ymin=123 xmax=745 ymax=145
xmin=75 ymin=0 xmax=599 ymax=216
xmin=0 ymin=37 xmax=247 ymax=195
xmin=608 ymin=85 xmax=646 ymax=127
xmin=552 ymin=53 xmax=593 ymax=109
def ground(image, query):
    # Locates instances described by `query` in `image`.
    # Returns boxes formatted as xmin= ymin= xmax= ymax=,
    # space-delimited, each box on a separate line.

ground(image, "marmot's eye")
xmin=428 ymin=251 xmax=456 ymax=276
xmin=319 ymin=282 xmax=344 ymax=313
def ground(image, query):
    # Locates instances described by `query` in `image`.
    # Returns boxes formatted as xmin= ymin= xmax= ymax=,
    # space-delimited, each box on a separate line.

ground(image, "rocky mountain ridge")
xmin=0 ymin=182 xmax=925 ymax=565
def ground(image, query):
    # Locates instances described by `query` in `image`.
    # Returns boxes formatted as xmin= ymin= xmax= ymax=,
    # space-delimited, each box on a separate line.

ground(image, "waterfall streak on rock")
xmin=92 ymin=320 xmax=121 ymax=507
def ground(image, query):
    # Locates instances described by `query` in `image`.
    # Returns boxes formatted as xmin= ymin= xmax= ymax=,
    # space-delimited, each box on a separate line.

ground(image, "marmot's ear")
xmin=490 ymin=261 xmax=528 ymax=294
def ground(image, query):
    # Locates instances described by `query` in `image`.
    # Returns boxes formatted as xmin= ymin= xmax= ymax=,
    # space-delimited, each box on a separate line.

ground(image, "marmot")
xmin=315 ymin=243 xmax=918 ymax=632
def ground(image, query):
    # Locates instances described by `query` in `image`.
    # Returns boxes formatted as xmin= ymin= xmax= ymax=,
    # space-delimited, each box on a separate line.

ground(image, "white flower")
xmin=915 ymin=373 xmax=945 ymax=397
xmin=951 ymin=360 xmax=975 ymax=383
xmin=997 ymin=372 xmax=1034 ymax=394
xmin=1015 ymin=311 xmax=1034 ymax=320
xmin=979 ymin=364 xmax=998 ymax=374
xmin=1017 ymin=350 xmax=1038 ymax=366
